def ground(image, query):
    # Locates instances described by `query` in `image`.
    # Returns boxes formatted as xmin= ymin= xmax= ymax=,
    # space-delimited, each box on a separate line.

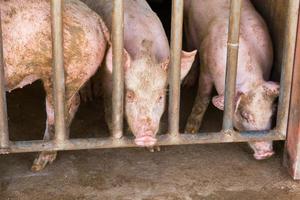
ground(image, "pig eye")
xmin=240 ymin=111 xmax=249 ymax=120
xmin=240 ymin=111 xmax=253 ymax=123
xmin=126 ymin=90 xmax=136 ymax=102
xmin=157 ymin=94 xmax=164 ymax=102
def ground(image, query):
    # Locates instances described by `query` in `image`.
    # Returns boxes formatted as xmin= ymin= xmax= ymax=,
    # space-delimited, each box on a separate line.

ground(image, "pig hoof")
xmin=253 ymin=151 xmax=275 ymax=160
xmin=31 ymin=151 xmax=57 ymax=172
xmin=147 ymin=146 xmax=161 ymax=152
xmin=184 ymin=126 xmax=197 ymax=134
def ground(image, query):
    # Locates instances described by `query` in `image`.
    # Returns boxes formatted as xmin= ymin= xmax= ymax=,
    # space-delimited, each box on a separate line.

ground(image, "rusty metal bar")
xmin=111 ymin=0 xmax=124 ymax=139
xmin=51 ymin=0 xmax=67 ymax=144
xmin=283 ymin=0 xmax=300 ymax=180
xmin=2 ymin=130 xmax=284 ymax=154
xmin=276 ymin=0 xmax=300 ymax=136
xmin=0 ymin=12 xmax=9 ymax=150
xmin=169 ymin=0 xmax=184 ymax=136
xmin=222 ymin=0 xmax=242 ymax=131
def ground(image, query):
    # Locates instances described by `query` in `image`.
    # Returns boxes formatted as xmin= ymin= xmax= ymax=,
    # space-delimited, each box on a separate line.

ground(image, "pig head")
xmin=105 ymin=49 xmax=197 ymax=146
xmin=212 ymin=81 xmax=280 ymax=159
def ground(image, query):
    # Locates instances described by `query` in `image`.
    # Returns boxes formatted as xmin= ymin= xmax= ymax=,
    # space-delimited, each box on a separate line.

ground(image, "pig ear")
xmin=180 ymin=50 xmax=197 ymax=80
xmin=234 ymin=92 xmax=244 ymax=112
xmin=212 ymin=92 xmax=244 ymax=111
xmin=212 ymin=95 xmax=224 ymax=110
xmin=160 ymin=58 xmax=170 ymax=72
xmin=105 ymin=46 xmax=131 ymax=73
xmin=262 ymin=81 xmax=280 ymax=98
xmin=123 ymin=49 xmax=131 ymax=71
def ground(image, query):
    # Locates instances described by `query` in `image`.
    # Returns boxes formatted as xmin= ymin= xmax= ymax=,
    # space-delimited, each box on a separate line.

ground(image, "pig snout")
xmin=249 ymin=141 xmax=274 ymax=160
xmin=134 ymin=132 xmax=157 ymax=147
xmin=133 ymin=117 xmax=158 ymax=147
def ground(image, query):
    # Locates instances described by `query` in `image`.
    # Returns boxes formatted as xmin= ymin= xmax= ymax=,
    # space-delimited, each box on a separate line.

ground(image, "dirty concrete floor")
xmin=0 ymin=82 xmax=300 ymax=200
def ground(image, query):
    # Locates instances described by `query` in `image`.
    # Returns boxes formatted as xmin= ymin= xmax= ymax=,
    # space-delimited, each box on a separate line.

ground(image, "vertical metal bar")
xmin=112 ymin=0 xmax=124 ymax=139
xmin=283 ymin=0 xmax=300 ymax=180
xmin=169 ymin=0 xmax=184 ymax=136
xmin=276 ymin=0 xmax=300 ymax=136
xmin=284 ymin=6 xmax=300 ymax=179
xmin=51 ymin=0 xmax=67 ymax=143
xmin=0 ymin=12 xmax=9 ymax=149
xmin=222 ymin=0 xmax=242 ymax=131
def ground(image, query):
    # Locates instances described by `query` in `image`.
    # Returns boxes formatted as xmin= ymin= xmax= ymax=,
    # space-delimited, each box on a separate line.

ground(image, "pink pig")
xmin=81 ymin=0 xmax=197 ymax=147
xmin=1 ymin=0 xmax=112 ymax=171
xmin=184 ymin=0 xmax=279 ymax=160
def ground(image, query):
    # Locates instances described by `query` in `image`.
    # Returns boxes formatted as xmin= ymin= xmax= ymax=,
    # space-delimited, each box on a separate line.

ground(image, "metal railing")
xmin=0 ymin=0 xmax=299 ymax=154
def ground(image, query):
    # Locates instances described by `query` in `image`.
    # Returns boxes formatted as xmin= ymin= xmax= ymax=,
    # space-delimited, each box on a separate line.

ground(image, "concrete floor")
xmin=1 ymin=82 xmax=300 ymax=200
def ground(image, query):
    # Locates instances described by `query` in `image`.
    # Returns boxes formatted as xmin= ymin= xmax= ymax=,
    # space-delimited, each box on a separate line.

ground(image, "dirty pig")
xmin=1 ymin=0 xmax=111 ymax=171
xmin=81 ymin=0 xmax=197 ymax=147
xmin=184 ymin=0 xmax=279 ymax=160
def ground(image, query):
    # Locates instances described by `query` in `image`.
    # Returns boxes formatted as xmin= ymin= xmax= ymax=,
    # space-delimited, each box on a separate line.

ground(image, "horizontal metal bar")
xmin=0 ymin=130 xmax=285 ymax=154
xmin=222 ymin=0 xmax=242 ymax=131
xmin=276 ymin=0 xmax=300 ymax=136
xmin=169 ymin=0 xmax=184 ymax=136
xmin=112 ymin=0 xmax=124 ymax=139
xmin=51 ymin=0 xmax=67 ymax=143
xmin=0 ymin=10 xmax=9 ymax=149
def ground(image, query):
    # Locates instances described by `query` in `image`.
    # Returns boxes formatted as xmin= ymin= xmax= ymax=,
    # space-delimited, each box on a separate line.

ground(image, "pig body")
xmin=81 ymin=0 xmax=196 ymax=147
xmin=184 ymin=0 xmax=279 ymax=159
xmin=1 ymin=0 xmax=109 ymax=170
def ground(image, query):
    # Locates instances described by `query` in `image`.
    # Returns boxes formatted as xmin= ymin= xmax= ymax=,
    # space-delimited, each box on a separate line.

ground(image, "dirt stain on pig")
xmin=64 ymin=25 xmax=85 ymax=63
xmin=141 ymin=39 xmax=155 ymax=60
xmin=7 ymin=7 xmax=17 ymax=18
xmin=141 ymin=39 xmax=153 ymax=50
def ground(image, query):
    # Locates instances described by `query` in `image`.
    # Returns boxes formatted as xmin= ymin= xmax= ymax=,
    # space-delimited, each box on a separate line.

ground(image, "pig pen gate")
xmin=0 ymin=0 xmax=300 ymax=179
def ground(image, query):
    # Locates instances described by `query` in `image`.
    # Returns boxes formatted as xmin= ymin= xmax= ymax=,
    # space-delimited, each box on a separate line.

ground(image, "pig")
xmin=81 ymin=0 xmax=197 ymax=147
xmin=184 ymin=0 xmax=279 ymax=160
xmin=0 ymin=0 xmax=114 ymax=171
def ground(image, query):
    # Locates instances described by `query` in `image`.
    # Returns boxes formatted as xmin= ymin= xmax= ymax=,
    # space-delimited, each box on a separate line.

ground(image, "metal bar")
xmin=169 ymin=0 xmax=184 ymax=136
xmin=222 ymin=0 xmax=242 ymax=131
xmin=2 ymin=130 xmax=284 ymax=154
xmin=276 ymin=0 xmax=300 ymax=136
xmin=51 ymin=0 xmax=67 ymax=143
xmin=284 ymin=0 xmax=300 ymax=180
xmin=111 ymin=0 xmax=124 ymax=139
xmin=0 ymin=11 xmax=9 ymax=150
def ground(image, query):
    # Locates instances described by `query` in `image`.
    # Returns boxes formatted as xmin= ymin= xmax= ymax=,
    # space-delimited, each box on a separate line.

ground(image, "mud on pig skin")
xmin=81 ymin=0 xmax=197 ymax=147
xmin=1 ymin=0 xmax=110 ymax=171
xmin=184 ymin=0 xmax=279 ymax=160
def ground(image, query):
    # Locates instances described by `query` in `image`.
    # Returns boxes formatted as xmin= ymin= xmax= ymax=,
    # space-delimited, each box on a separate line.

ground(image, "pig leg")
xmin=31 ymin=89 xmax=80 ymax=172
xmin=31 ymin=92 xmax=56 ymax=172
xmin=80 ymin=68 xmax=102 ymax=102
xmin=182 ymin=56 xmax=199 ymax=87
xmin=79 ymin=80 xmax=94 ymax=102
xmin=103 ymin=91 xmax=113 ymax=134
xmin=185 ymin=64 xmax=213 ymax=133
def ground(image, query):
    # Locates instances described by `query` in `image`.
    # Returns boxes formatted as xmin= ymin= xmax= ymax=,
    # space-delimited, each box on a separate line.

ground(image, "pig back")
xmin=185 ymin=0 xmax=273 ymax=94
xmin=81 ymin=0 xmax=169 ymax=62
xmin=1 ymin=0 xmax=108 ymax=92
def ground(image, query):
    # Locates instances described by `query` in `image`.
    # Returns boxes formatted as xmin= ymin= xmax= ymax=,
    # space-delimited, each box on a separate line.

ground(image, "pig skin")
xmin=1 ymin=0 xmax=110 ymax=171
xmin=184 ymin=0 xmax=279 ymax=160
